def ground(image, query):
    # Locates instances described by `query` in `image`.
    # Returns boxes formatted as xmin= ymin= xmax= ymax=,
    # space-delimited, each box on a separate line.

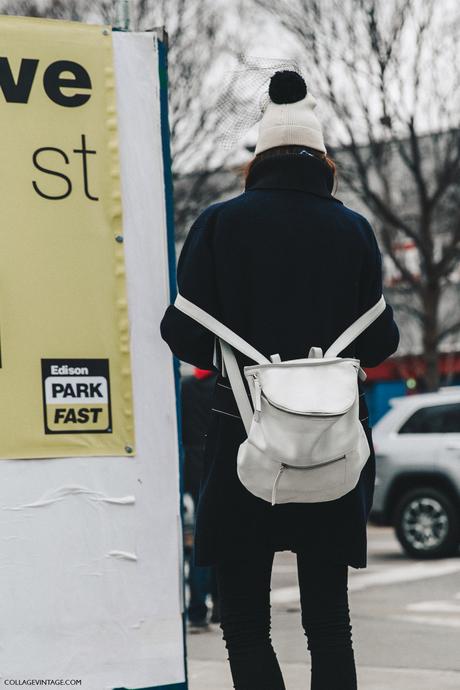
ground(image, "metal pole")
xmin=115 ymin=0 xmax=131 ymax=31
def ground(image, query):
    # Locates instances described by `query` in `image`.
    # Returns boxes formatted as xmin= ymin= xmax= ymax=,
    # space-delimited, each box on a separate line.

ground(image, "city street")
xmin=187 ymin=526 xmax=460 ymax=689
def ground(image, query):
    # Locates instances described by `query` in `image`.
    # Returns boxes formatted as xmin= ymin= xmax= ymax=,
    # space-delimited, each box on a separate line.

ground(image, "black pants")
xmin=216 ymin=547 xmax=357 ymax=690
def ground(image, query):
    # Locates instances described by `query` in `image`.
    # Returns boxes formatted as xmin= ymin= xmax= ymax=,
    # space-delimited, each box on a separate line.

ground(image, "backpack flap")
xmin=245 ymin=359 xmax=360 ymax=416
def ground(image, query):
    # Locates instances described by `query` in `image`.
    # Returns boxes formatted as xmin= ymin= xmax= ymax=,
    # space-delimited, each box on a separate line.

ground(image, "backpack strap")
xmin=174 ymin=294 xmax=266 ymax=433
xmin=324 ymin=295 xmax=386 ymax=358
xmin=174 ymin=294 xmax=270 ymax=365
xmin=219 ymin=340 xmax=254 ymax=433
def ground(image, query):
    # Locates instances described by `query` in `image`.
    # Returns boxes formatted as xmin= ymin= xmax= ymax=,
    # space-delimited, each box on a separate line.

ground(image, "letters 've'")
xmin=0 ymin=57 xmax=91 ymax=106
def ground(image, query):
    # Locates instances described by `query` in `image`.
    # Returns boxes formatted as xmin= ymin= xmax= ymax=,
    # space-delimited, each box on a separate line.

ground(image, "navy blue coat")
xmin=161 ymin=152 xmax=399 ymax=568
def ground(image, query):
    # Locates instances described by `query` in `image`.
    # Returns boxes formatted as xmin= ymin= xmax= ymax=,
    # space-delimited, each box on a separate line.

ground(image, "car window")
xmin=399 ymin=403 xmax=460 ymax=434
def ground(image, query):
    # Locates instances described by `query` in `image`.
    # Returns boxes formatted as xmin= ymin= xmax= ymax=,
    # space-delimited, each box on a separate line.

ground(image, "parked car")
xmin=371 ymin=388 xmax=460 ymax=559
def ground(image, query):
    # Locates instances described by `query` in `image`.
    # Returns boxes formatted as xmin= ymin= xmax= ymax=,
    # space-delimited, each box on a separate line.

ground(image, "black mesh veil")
xmin=214 ymin=54 xmax=306 ymax=150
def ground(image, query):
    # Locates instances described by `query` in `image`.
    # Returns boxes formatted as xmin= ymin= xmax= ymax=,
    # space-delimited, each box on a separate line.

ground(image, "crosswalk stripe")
xmin=407 ymin=600 xmax=460 ymax=613
xmin=349 ymin=560 xmax=460 ymax=592
xmin=392 ymin=614 xmax=460 ymax=629
xmin=270 ymin=560 xmax=460 ymax=604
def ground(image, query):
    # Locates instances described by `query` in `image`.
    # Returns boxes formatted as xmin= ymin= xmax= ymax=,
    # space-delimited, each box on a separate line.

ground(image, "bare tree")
xmin=0 ymin=0 xmax=90 ymax=18
xmin=0 ymin=0 xmax=243 ymax=238
xmin=251 ymin=0 xmax=460 ymax=391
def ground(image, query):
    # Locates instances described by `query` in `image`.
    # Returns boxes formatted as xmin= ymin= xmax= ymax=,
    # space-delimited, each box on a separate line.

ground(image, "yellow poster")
xmin=0 ymin=16 xmax=135 ymax=459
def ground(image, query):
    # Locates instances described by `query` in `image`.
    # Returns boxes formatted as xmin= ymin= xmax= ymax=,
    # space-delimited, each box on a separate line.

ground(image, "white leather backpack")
xmin=175 ymin=293 xmax=385 ymax=505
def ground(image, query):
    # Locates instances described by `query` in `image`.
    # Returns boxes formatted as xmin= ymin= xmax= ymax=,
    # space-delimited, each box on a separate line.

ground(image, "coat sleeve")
xmin=160 ymin=208 xmax=220 ymax=370
xmin=354 ymin=221 xmax=400 ymax=368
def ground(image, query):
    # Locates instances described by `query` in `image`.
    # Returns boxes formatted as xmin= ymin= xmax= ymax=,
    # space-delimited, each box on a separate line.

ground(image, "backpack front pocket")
xmin=236 ymin=422 xmax=370 ymax=505
xmin=270 ymin=453 xmax=347 ymax=505
xmin=237 ymin=438 xmax=352 ymax=505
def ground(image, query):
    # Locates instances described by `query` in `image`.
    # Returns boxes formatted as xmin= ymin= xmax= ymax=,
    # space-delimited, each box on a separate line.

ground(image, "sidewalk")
xmin=188 ymin=658 xmax=460 ymax=690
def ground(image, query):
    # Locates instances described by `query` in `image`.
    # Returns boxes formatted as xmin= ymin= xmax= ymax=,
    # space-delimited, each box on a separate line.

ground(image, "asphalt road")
xmin=186 ymin=525 xmax=460 ymax=689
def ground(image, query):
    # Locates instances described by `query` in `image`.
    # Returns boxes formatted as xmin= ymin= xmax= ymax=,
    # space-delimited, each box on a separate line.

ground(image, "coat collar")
xmin=244 ymin=151 xmax=340 ymax=202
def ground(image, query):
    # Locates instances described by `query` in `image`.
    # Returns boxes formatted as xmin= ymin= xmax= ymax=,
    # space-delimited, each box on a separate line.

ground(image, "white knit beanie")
xmin=255 ymin=71 xmax=326 ymax=155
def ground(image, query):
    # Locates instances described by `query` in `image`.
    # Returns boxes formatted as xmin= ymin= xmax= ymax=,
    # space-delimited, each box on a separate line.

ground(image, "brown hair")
xmin=241 ymin=144 xmax=337 ymax=191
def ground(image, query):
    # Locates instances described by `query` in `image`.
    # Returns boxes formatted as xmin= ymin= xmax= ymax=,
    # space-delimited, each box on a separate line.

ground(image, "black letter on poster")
xmin=0 ymin=57 xmax=38 ymax=103
xmin=73 ymin=134 xmax=99 ymax=201
xmin=43 ymin=60 xmax=92 ymax=107
xmin=32 ymin=148 xmax=72 ymax=200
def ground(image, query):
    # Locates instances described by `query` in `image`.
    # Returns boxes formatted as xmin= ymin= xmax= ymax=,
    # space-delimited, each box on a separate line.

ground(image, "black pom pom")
xmin=268 ymin=70 xmax=307 ymax=104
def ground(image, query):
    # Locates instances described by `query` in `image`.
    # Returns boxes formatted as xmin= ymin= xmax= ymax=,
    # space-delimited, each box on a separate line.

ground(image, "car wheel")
xmin=393 ymin=487 xmax=460 ymax=559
